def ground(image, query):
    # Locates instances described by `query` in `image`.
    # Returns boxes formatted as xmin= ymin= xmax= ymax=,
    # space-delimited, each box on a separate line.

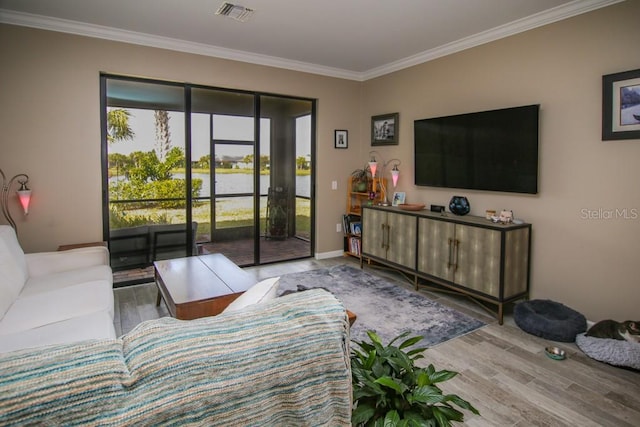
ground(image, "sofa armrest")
xmin=25 ymin=246 xmax=110 ymax=277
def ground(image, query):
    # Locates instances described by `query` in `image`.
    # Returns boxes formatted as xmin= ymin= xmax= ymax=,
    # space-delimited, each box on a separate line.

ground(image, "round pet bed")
xmin=514 ymin=299 xmax=586 ymax=342
xmin=576 ymin=333 xmax=640 ymax=370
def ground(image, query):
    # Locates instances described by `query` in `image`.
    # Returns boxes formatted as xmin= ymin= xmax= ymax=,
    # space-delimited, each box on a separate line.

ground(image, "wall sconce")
xmin=368 ymin=151 xmax=401 ymax=206
xmin=1 ymin=168 xmax=31 ymax=231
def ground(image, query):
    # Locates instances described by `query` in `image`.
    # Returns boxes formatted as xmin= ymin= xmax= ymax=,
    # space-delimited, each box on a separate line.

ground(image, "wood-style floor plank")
xmin=112 ymin=256 xmax=640 ymax=426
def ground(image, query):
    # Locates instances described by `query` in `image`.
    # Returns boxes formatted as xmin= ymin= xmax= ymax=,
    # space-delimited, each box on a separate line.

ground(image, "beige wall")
xmin=1 ymin=0 xmax=638 ymax=320
xmin=360 ymin=0 xmax=640 ymax=321
xmin=0 ymin=24 xmax=361 ymax=255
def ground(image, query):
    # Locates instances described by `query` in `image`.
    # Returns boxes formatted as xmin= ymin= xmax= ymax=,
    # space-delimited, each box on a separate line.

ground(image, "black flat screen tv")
xmin=414 ymin=104 xmax=539 ymax=194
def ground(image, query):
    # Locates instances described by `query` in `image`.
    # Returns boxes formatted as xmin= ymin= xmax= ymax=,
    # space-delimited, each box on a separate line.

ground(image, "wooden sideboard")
xmin=361 ymin=206 xmax=531 ymax=324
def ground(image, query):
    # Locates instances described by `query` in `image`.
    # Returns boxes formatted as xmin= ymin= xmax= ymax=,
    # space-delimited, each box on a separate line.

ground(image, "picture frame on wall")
xmin=602 ymin=68 xmax=640 ymax=140
xmin=334 ymin=129 xmax=348 ymax=148
xmin=371 ymin=113 xmax=399 ymax=145
xmin=392 ymin=192 xmax=406 ymax=207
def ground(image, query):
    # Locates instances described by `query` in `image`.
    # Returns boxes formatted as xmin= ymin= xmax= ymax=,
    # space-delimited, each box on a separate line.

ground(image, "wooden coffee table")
xmin=154 ymin=253 xmax=256 ymax=320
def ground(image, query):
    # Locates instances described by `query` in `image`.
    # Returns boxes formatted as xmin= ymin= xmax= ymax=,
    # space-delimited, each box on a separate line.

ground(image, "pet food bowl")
xmin=544 ymin=346 xmax=566 ymax=360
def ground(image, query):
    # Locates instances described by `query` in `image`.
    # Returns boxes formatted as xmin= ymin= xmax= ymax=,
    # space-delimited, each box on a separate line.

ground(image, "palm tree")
xmin=107 ymin=109 xmax=134 ymax=144
xmin=154 ymin=110 xmax=171 ymax=161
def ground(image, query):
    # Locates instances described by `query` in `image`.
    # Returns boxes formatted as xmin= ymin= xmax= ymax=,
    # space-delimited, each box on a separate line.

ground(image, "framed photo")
xmin=371 ymin=113 xmax=399 ymax=145
xmin=602 ymin=68 xmax=640 ymax=140
xmin=392 ymin=192 xmax=406 ymax=207
xmin=334 ymin=129 xmax=348 ymax=149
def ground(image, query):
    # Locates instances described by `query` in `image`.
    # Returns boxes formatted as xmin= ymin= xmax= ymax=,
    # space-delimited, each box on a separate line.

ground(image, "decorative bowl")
xmin=398 ymin=204 xmax=425 ymax=211
xmin=544 ymin=346 xmax=566 ymax=360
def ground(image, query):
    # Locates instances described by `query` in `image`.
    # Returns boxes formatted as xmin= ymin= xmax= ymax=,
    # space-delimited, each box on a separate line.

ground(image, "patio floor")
xmin=113 ymin=236 xmax=312 ymax=285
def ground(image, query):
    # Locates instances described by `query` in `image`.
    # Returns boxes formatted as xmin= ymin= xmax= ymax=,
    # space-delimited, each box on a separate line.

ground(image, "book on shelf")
xmin=348 ymin=236 xmax=361 ymax=255
xmin=342 ymin=214 xmax=361 ymax=236
xmin=350 ymin=221 xmax=362 ymax=235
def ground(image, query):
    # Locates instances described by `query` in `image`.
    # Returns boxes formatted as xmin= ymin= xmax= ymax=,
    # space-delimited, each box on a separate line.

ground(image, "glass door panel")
xmin=190 ymin=89 xmax=256 ymax=266
xmin=259 ymin=95 xmax=313 ymax=263
xmin=105 ymin=78 xmax=187 ymax=281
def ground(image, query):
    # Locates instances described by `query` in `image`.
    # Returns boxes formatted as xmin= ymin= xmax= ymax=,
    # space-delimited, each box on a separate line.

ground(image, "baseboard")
xmin=315 ymin=250 xmax=344 ymax=260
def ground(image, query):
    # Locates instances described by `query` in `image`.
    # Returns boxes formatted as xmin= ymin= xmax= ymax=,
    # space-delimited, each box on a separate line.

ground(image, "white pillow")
xmin=222 ymin=277 xmax=280 ymax=313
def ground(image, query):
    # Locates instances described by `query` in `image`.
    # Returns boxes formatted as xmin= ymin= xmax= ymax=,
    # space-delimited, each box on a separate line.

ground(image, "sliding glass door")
xmin=102 ymin=75 xmax=315 ymax=285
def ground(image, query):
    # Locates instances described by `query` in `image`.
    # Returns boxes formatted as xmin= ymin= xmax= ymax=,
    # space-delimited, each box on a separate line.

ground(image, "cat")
xmin=585 ymin=320 xmax=640 ymax=343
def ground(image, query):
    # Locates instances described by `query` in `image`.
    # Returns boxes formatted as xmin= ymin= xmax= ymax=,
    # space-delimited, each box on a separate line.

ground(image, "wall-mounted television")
xmin=414 ymin=104 xmax=539 ymax=194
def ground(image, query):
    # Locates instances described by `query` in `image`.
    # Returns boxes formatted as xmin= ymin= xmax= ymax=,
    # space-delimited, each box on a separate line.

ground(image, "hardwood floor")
xmin=113 ymin=256 xmax=640 ymax=426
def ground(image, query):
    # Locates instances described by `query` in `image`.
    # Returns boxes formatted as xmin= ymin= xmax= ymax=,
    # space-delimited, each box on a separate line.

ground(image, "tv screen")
xmin=414 ymin=104 xmax=539 ymax=194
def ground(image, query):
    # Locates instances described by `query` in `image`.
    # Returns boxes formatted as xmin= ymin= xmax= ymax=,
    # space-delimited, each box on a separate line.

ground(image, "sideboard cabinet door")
xmin=417 ymin=218 xmax=455 ymax=282
xmin=387 ymin=212 xmax=416 ymax=269
xmin=362 ymin=208 xmax=416 ymax=270
xmin=362 ymin=208 xmax=387 ymax=260
xmin=454 ymin=224 xmax=502 ymax=297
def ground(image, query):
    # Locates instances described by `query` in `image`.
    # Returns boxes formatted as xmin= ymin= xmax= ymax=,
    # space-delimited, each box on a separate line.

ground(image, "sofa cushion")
xmin=21 ymin=264 xmax=113 ymax=297
xmin=25 ymin=246 xmax=110 ymax=277
xmin=0 ymin=226 xmax=28 ymax=318
xmin=0 ymin=280 xmax=114 ymax=335
xmin=222 ymin=276 xmax=280 ymax=313
xmin=0 ymin=310 xmax=116 ymax=354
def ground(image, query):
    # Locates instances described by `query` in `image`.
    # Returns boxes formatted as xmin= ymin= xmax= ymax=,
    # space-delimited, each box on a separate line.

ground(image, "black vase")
xmin=449 ymin=196 xmax=470 ymax=216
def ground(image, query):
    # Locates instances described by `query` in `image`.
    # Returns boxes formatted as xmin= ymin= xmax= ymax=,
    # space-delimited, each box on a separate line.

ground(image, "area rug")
xmin=276 ymin=264 xmax=485 ymax=347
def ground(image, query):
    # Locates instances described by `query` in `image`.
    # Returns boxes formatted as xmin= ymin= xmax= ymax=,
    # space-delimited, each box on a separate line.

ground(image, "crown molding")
xmin=362 ymin=0 xmax=624 ymax=80
xmin=0 ymin=9 xmax=363 ymax=81
xmin=0 ymin=0 xmax=624 ymax=83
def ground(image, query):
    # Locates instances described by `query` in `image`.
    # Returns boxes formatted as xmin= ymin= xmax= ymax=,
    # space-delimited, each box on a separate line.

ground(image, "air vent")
xmin=215 ymin=2 xmax=255 ymax=22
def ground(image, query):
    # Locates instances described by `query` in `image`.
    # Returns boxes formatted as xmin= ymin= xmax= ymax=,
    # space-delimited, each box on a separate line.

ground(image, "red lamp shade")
xmin=368 ymin=158 xmax=378 ymax=178
xmin=17 ymin=182 xmax=31 ymax=215
xmin=391 ymin=165 xmax=400 ymax=187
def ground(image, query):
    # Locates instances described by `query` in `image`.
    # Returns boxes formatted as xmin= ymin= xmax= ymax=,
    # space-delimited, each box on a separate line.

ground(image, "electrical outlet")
xmin=336 ymin=223 xmax=342 ymax=233
xmin=331 ymin=180 xmax=338 ymax=190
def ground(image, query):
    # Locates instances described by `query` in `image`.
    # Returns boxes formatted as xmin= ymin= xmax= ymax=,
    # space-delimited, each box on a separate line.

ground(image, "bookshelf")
xmin=344 ymin=176 xmax=386 ymax=258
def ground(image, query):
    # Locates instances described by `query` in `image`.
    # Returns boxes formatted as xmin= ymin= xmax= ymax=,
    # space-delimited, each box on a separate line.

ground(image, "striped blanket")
xmin=0 ymin=290 xmax=352 ymax=426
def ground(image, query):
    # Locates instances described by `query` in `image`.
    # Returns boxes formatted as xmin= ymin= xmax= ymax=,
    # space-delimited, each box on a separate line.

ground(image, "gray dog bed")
xmin=576 ymin=333 xmax=640 ymax=370
xmin=514 ymin=299 xmax=586 ymax=342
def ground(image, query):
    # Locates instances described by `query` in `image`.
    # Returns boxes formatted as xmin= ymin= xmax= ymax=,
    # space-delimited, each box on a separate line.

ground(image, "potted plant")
xmin=351 ymin=331 xmax=479 ymax=426
xmin=351 ymin=166 xmax=371 ymax=192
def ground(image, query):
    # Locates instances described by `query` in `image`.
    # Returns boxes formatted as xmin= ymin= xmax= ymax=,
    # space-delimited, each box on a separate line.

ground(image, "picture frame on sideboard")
xmin=392 ymin=192 xmax=406 ymax=207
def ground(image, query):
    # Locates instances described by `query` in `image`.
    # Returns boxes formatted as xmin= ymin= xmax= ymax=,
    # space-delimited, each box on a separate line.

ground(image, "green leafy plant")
xmin=351 ymin=331 xmax=479 ymax=427
xmin=351 ymin=166 xmax=371 ymax=192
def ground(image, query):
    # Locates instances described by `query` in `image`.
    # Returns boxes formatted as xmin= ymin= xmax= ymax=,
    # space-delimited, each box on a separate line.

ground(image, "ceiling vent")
xmin=215 ymin=2 xmax=255 ymax=22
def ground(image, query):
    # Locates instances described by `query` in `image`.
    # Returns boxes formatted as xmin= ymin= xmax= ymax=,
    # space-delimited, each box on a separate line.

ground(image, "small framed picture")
xmin=392 ymin=192 xmax=406 ymax=207
xmin=602 ymin=68 xmax=640 ymax=140
xmin=334 ymin=130 xmax=348 ymax=149
xmin=371 ymin=113 xmax=399 ymax=145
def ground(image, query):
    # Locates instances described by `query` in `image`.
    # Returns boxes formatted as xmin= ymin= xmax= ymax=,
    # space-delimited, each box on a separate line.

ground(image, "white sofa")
xmin=0 ymin=225 xmax=115 ymax=353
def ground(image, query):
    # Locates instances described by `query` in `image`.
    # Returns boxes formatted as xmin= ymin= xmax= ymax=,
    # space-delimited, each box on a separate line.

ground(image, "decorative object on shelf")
xmin=398 ymin=203 xmax=425 ymax=211
xmin=602 ymin=68 xmax=640 ymax=140
xmin=334 ymin=129 xmax=348 ymax=149
xmin=368 ymin=151 xmax=400 ymax=206
xmin=1 ymin=168 xmax=31 ymax=231
xmin=371 ymin=112 xmax=399 ymax=145
xmin=350 ymin=167 xmax=370 ymax=192
xmin=485 ymin=209 xmax=496 ymax=220
xmin=391 ymin=191 xmax=405 ymax=206
xmin=499 ymin=209 xmax=514 ymax=224
xmin=449 ymin=195 xmax=470 ymax=216
xmin=367 ymin=191 xmax=375 ymax=206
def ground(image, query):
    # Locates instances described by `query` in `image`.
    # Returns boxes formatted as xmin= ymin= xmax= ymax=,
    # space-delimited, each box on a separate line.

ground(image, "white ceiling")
xmin=0 ymin=0 xmax=623 ymax=81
